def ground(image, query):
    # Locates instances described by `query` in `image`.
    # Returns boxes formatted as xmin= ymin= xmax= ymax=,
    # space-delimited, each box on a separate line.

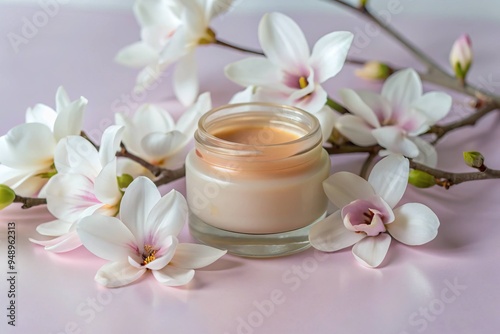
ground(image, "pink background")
xmin=1 ymin=3 xmax=500 ymax=334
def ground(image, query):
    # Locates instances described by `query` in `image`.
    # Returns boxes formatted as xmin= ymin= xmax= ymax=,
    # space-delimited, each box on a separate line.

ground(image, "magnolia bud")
xmin=355 ymin=61 xmax=393 ymax=81
xmin=117 ymin=174 xmax=134 ymax=189
xmin=463 ymin=151 xmax=485 ymax=170
xmin=0 ymin=185 xmax=16 ymax=210
xmin=408 ymin=170 xmax=436 ymax=188
xmin=450 ymin=34 xmax=472 ymax=82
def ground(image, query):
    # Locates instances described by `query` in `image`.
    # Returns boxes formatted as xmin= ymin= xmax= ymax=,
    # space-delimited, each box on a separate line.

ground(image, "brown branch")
xmin=214 ymin=39 xmax=264 ymax=55
xmin=116 ymin=144 xmax=185 ymax=186
xmin=326 ymin=0 xmax=500 ymax=105
xmin=80 ymin=131 xmax=99 ymax=149
xmin=14 ymin=195 xmax=47 ymax=209
xmin=427 ymin=102 xmax=499 ymax=143
xmin=324 ymin=143 xmax=381 ymax=155
xmin=410 ymin=160 xmax=500 ymax=188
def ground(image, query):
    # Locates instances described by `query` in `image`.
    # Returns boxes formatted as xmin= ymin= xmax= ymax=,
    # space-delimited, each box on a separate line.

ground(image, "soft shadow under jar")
xmin=185 ymin=103 xmax=330 ymax=257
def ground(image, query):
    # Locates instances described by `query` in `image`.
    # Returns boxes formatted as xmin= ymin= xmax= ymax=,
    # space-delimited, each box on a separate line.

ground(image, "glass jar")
xmin=185 ymin=103 xmax=330 ymax=257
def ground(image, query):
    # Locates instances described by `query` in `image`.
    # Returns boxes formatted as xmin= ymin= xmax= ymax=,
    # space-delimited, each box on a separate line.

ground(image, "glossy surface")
xmin=1 ymin=5 xmax=500 ymax=334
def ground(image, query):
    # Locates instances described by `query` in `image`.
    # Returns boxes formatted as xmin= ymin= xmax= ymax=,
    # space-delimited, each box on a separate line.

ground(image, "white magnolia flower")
xmin=225 ymin=12 xmax=353 ymax=113
xmin=77 ymin=177 xmax=227 ymax=288
xmin=30 ymin=126 xmax=125 ymax=252
xmin=309 ymin=154 xmax=440 ymax=268
xmin=336 ymin=69 xmax=452 ymax=166
xmin=116 ymin=92 xmax=211 ymax=171
xmin=0 ymin=86 xmax=86 ymax=196
xmin=116 ymin=0 xmax=232 ymax=105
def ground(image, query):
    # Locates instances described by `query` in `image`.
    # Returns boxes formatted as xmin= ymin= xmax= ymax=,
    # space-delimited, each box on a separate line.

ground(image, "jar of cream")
xmin=185 ymin=103 xmax=330 ymax=257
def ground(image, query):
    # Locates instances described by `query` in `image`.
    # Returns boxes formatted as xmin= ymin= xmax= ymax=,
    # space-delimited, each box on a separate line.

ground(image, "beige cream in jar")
xmin=185 ymin=103 xmax=330 ymax=257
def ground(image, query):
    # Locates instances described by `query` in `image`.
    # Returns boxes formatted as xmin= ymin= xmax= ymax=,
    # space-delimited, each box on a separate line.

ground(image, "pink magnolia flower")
xmin=309 ymin=154 xmax=440 ymax=268
xmin=336 ymin=69 xmax=452 ymax=166
xmin=30 ymin=126 xmax=124 ymax=252
xmin=77 ymin=177 xmax=227 ymax=288
xmin=449 ymin=34 xmax=472 ymax=81
xmin=225 ymin=12 xmax=353 ymax=114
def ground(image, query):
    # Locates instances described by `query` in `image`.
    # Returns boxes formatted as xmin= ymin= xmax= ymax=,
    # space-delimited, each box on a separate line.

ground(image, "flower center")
xmin=141 ymin=244 xmax=157 ymax=266
xmin=198 ymin=28 xmax=216 ymax=45
xmin=363 ymin=210 xmax=375 ymax=224
xmin=298 ymin=76 xmax=308 ymax=89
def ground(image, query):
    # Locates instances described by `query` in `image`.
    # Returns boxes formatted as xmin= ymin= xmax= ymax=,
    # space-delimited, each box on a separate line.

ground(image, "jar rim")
xmin=197 ymin=102 xmax=322 ymax=153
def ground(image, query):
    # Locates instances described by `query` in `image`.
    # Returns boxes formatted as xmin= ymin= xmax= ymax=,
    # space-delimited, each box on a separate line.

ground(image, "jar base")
xmin=188 ymin=212 xmax=326 ymax=258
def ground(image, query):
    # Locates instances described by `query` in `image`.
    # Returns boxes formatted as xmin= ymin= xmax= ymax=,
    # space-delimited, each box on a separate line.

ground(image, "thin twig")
xmin=325 ymin=0 xmax=500 ymax=105
xmin=13 ymin=195 xmax=47 ymax=209
xmin=116 ymin=144 xmax=186 ymax=185
xmin=324 ymin=143 xmax=381 ymax=155
xmin=214 ymin=39 xmax=264 ymax=55
xmin=410 ymin=160 xmax=500 ymax=188
xmin=427 ymin=102 xmax=499 ymax=143
xmin=80 ymin=131 xmax=99 ymax=149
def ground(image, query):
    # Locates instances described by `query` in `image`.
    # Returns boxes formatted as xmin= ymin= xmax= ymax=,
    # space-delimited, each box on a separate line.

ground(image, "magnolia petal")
xmin=25 ymin=104 xmax=57 ymax=130
xmin=381 ymin=69 xmax=422 ymax=111
xmin=147 ymin=190 xmax=188 ymax=242
xmin=120 ymin=177 xmax=161 ymax=247
xmin=94 ymin=159 xmax=121 ymax=206
xmin=170 ymin=243 xmax=227 ymax=269
xmin=36 ymin=219 xmax=73 ymax=236
xmin=45 ymin=173 xmax=102 ymax=222
xmin=352 ymin=233 xmax=391 ymax=268
xmin=99 ymin=125 xmax=124 ymax=167
xmin=0 ymin=165 xmax=48 ymax=197
xmin=53 ymin=96 xmax=87 ymax=141
xmin=339 ymin=89 xmax=381 ymax=128
xmin=29 ymin=231 xmax=82 ymax=253
xmin=141 ymin=130 xmax=187 ymax=161
xmin=323 ymin=172 xmax=376 ymax=208
xmin=310 ymin=31 xmax=353 ymax=83
xmin=176 ymin=92 xmax=211 ymax=135
xmin=229 ymin=86 xmax=257 ymax=104
xmin=115 ymin=42 xmax=159 ymax=68
xmin=259 ymin=12 xmax=310 ymax=69
xmin=55 ymin=86 xmax=71 ymax=112
xmin=368 ymin=154 xmax=409 ymax=208
xmin=174 ymin=52 xmax=199 ymax=106
xmin=54 ymin=136 xmax=101 ymax=179
xmin=292 ymin=84 xmax=327 ymax=114
xmin=77 ymin=215 xmax=137 ymax=261
xmin=145 ymin=236 xmax=178 ymax=270
xmin=372 ymin=126 xmax=419 ymax=157
xmin=0 ymin=123 xmax=56 ymax=169
xmin=134 ymin=62 xmax=169 ymax=92
xmin=224 ymin=57 xmax=282 ymax=88
xmin=133 ymin=0 xmax=181 ymax=27
xmin=309 ymin=211 xmax=366 ymax=252
xmin=355 ymin=91 xmax=392 ymax=123
xmin=411 ymin=137 xmax=438 ymax=167
xmin=152 ymin=265 xmax=195 ymax=286
xmin=314 ymin=106 xmax=336 ymax=143
xmin=388 ymin=203 xmax=440 ymax=246
xmin=411 ymin=92 xmax=452 ymax=124
xmin=95 ymin=261 xmax=146 ymax=288
xmin=336 ymin=114 xmax=378 ymax=146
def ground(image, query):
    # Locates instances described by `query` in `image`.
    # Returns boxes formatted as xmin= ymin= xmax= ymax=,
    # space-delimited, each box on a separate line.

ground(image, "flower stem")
xmin=13 ymin=195 xmax=47 ymax=209
xmin=326 ymin=97 xmax=349 ymax=114
xmin=116 ymin=144 xmax=186 ymax=186
xmin=360 ymin=151 xmax=378 ymax=179
xmin=214 ymin=39 xmax=264 ymax=56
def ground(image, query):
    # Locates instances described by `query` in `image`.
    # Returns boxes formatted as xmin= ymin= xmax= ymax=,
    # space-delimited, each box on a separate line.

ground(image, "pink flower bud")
xmin=449 ymin=34 xmax=472 ymax=81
